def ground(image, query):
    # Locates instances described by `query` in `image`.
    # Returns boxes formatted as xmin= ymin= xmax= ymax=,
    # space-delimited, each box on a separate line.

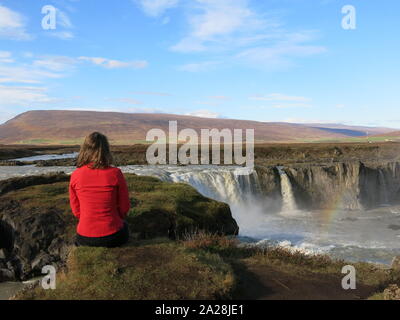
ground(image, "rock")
xmin=0 ymin=249 xmax=6 ymax=259
xmin=0 ymin=173 xmax=70 ymax=196
xmin=391 ymin=256 xmax=400 ymax=271
xmin=0 ymin=268 xmax=15 ymax=281
xmin=256 ymin=161 xmax=400 ymax=210
xmin=384 ymin=284 xmax=400 ymax=300
xmin=31 ymin=252 xmax=54 ymax=271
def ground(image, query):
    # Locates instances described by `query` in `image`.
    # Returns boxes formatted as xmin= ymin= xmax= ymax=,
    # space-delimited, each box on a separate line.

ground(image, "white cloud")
xmin=126 ymin=107 xmax=166 ymax=113
xmin=171 ymin=0 xmax=262 ymax=53
xmin=185 ymin=109 xmax=221 ymax=118
xmin=236 ymin=39 xmax=327 ymax=69
xmin=0 ymin=85 xmax=55 ymax=105
xmin=0 ymin=5 xmax=31 ymax=40
xmin=0 ymin=51 xmax=13 ymax=63
xmin=0 ymin=63 xmax=64 ymax=84
xmin=79 ymin=56 xmax=149 ymax=69
xmin=33 ymin=56 xmax=77 ymax=72
xmin=136 ymin=0 xmax=179 ymax=17
xmin=169 ymin=1 xmax=326 ymax=70
xmin=57 ymin=9 xmax=73 ymax=28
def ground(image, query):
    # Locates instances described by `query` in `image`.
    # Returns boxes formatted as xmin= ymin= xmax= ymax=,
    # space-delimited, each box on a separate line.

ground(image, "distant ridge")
xmin=373 ymin=130 xmax=400 ymax=138
xmin=0 ymin=110 xmax=396 ymax=145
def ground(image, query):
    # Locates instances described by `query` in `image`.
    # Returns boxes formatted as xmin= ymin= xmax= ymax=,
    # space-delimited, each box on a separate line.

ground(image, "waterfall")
xmin=124 ymin=165 xmax=268 ymax=237
xmin=168 ymin=166 xmax=261 ymax=205
xmin=277 ymin=167 xmax=298 ymax=212
xmin=378 ymin=169 xmax=390 ymax=206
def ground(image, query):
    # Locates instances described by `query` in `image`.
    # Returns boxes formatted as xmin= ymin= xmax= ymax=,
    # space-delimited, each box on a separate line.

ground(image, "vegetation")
xmin=19 ymin=240 xmax=235 ymax=300
xmin=126 ymin=174 xmax=238 ymax=239
xmin=14 ymin=232 xmax=400 ymax=300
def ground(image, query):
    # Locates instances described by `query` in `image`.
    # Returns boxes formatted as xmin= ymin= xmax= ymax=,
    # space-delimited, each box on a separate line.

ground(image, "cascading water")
xmin=124 ymin=165 xmax=271 ymax=238
xmin=277 ymin=166 xmax=298 ymax=213
xmin=378 ymin=169 xmax=390 ymax=206
xmin=171 ymin=167 xmax=263 ymax=205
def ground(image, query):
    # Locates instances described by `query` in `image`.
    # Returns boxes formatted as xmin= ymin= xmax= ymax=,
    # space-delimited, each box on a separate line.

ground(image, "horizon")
xmin=1 ymin=1 xmax=400 ymax=128
xmin=5 ymin=109 xmax=399 ymax=131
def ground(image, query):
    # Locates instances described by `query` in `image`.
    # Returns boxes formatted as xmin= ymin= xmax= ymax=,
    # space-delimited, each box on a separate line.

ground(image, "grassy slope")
xmin=19 ymin=240 xmax=235 ymax=300
xmin=0 ymin=110 xmax=375 ymax=145
xmin=15 ymin=234 xmax=400 ymax=300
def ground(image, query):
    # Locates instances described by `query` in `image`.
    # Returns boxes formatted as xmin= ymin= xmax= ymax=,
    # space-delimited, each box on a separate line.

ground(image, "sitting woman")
xmin=69 ymin=132 xmax=130 ymax=247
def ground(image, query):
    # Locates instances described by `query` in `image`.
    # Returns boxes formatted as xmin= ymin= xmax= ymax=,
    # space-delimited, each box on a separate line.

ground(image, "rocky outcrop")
xmin=256 ymin=161 xmax=400 ymax=210
xmin=0 ymin=173 xmax=238 ymax=282
xmin=0 ymin=175 xmax=75 ymax=281
xmin=384 ymin=284 xmax=400 ymax=300
xmin=0 ymin=173 xmax=70 ymax=196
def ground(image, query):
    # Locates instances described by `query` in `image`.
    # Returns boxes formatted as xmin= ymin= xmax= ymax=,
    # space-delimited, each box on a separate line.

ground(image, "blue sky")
xmin=0 ymin=0 xmax=399 ymax=128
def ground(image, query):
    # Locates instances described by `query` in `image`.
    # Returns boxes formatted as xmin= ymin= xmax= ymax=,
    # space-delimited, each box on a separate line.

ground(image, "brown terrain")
xmin=375 ymin=130 xmax=400 ymax=137
xmin=0 ymin=110 xmax=396 ymax=145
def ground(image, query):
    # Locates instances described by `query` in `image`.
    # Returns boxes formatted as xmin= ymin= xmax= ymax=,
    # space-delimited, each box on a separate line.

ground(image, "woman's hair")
xmin=77 ymin=132 xmax=113 ymax=169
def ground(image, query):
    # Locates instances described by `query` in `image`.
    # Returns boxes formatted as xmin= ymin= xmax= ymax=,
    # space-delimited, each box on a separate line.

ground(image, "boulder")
xmin=391 ymin=256 xmax=400 ymax=271
xmin=384 ymin=284 xmax=400 ymax=300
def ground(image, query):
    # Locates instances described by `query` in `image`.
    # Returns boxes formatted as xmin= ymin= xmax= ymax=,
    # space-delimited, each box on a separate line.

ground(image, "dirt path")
xmin=232 ymin=261 xmax=376 ymax=300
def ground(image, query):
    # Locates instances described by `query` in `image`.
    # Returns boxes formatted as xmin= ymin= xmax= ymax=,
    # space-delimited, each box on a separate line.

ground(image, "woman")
xmin=69 ymin=132 xmax=131 ymax=247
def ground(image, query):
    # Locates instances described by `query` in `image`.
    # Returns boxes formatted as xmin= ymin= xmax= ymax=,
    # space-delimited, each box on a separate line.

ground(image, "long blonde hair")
xmin=77 ymin=132 xmax=113 ymax=169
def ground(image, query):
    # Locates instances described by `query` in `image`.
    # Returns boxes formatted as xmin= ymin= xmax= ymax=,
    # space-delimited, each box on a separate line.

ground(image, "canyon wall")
xmin=256 ymin=161 xmax=400 ymax=210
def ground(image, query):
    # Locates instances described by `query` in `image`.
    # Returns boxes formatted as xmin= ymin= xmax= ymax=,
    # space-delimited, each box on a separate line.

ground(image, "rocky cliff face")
xmin=256 ymin=161 xmax=400 ymax=210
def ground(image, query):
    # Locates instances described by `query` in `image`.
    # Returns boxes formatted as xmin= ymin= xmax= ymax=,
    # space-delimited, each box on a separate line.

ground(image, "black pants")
xmin=75 ymin=222 xmax=130 ymax=248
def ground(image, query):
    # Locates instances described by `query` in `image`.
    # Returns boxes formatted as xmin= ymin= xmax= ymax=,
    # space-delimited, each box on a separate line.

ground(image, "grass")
xmin=15 ymin=233 xmax=400 ymax=300
xmin=126 ymin=174 xmax=237 ymax=238
xmin=18 ymin=240 xmax=235 ymax=300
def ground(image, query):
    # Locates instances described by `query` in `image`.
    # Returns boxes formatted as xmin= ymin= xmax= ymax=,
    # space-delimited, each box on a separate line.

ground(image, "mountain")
xmin=373 ymin=131 xmax=400 ymax=137
xmin=0 ymin=110 xmax=396 ymax=145
xmin=297 ymin=123 xmax=395 ymax=137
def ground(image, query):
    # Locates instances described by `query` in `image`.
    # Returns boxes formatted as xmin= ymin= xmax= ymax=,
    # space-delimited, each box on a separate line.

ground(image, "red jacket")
xmin=69 ymin=165 xmax=131 ymax=237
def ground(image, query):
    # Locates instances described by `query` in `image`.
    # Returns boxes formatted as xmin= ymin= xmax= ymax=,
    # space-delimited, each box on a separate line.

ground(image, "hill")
xmin=374 ymin=130 xmax=400 ymax=138
xmin=0 ymin=110 xmax=395 ymax=145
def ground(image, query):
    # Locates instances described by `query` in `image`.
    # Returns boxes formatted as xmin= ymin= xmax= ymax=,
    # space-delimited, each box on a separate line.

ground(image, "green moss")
xmin=125 ymin=174 xmax=237 ymax=238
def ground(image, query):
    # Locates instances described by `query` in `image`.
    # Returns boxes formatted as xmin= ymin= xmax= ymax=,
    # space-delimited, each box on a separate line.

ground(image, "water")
xmin=1 ymin=163 xmax=400 ymax=265
xmin=277 ymin=167 xmax=298 ymax=213
xmin=0 ymin=165 xmax=75 ymax=180
xmin=122 ymin=165 xmax=400 ymax=264
xmin=0 ymin=278 xmax=41 ymax=300
xmin=378 ymin=169 xmax=390 ymax=206
xmin=11 ymin=152 xmax=78 ymax=162
xmin=0 ymin=282 xmax=25 ymax=300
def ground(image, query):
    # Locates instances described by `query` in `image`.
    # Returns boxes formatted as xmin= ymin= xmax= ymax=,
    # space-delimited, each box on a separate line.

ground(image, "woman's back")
xmin=70 ymin=165 xmax=130 ymax=238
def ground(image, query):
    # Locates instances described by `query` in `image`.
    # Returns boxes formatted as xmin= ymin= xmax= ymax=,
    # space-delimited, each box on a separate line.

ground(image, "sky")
xmin=0 ymin=0 xmax=399 ymax=128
